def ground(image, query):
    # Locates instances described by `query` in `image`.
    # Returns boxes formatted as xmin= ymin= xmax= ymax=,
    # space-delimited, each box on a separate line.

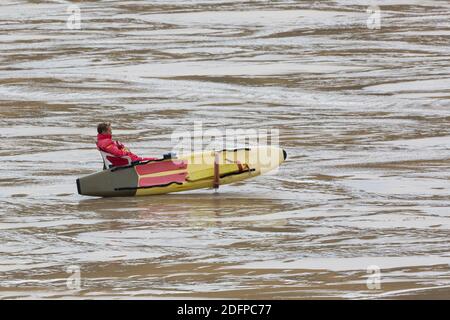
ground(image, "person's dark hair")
xmin=97 ymin=122 xmax=111 ymax=134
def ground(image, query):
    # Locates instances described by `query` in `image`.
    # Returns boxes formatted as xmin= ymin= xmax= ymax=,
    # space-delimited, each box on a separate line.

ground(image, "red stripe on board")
xmin=135 ymin=160 xmax=187 ymax=176
xmin=138 ymin=172 xmax=187 ymax=188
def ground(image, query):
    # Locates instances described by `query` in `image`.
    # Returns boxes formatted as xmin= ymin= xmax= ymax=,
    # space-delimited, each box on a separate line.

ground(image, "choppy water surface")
xmin=1 ymin=0 xmax=450 ymax=299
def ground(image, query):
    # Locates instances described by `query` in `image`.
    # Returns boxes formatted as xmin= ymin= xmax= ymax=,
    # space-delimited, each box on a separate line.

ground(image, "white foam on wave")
xmin=226 ymin=256 xmax=450 ymax=271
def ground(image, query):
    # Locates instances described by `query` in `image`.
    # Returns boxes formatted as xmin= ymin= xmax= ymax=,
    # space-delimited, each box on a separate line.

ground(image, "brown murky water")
xmin=1 ymin=0 xmax=450 ymax=299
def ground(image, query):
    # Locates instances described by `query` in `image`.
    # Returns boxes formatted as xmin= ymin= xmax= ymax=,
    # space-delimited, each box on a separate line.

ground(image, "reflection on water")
xmin=1 ymin=0 xmax=450 ymax=299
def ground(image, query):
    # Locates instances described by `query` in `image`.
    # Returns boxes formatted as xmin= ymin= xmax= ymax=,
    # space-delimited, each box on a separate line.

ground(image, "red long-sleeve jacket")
xmin=96 ymin=133 xmax=156 ymax=167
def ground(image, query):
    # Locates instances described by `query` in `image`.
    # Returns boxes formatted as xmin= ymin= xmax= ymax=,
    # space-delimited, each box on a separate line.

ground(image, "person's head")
xmin=97 ymin=122 xmax=112 ymax=135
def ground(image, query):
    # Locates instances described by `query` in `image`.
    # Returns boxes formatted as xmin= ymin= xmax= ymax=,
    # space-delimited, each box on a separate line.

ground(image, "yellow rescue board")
xmin=135 ymin=146 xmax=285 ymax=196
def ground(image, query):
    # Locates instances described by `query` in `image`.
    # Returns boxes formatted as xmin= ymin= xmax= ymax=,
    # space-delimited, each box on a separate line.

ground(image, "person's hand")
xmin=116 ymin=141 xmax=125 ymax=150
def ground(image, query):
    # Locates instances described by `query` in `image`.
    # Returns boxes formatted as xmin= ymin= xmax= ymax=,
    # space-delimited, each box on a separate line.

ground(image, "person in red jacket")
xmin=96 ymin=122 xmax=157 ymax=169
